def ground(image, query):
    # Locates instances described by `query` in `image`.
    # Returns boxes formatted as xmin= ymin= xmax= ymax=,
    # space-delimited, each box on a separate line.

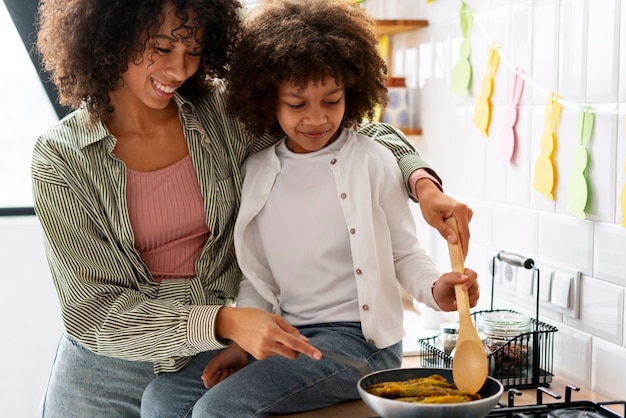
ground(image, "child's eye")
xmin=325 ymin=100 xmax=341 ymax=105
xmin=288 ymin=103 xmax=305 ymax=109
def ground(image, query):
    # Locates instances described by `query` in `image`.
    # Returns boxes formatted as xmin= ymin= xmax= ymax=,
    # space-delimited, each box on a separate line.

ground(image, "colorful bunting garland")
xmin=457 ymin=1 xmax=626 ymax=225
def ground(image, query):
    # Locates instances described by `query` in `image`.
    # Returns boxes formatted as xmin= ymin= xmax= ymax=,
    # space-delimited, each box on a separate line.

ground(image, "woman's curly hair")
xmin=36 ymin=0 xmax=242 ymax=121
xmin=225 ymin=0 xmax=388 ymax=137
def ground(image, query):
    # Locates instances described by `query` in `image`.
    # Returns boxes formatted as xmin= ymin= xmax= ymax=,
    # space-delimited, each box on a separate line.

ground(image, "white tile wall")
xmin=621 ymin=2 xmax=626 ymax=103
xmin=563 ymin=276 xmax=624 ymax=345
xmin=594 ymin=223 xmax=626 ymax=286
xmin=558 ymin=0 xmax=587 ymax=103
xmin=531 ymin=0 xmax=559 ymax=106
xmin=537 ymin=213 xmax=593 ymax=275
xmin=393 ymin=0 xmax=626 ymax=399
xmin=592 ymin=338 xmax=626 ymax=400
xmin=553 ymin=324 xmax=593 ymax=388
xmin=585 ymin=0 xmax=620 ymax=104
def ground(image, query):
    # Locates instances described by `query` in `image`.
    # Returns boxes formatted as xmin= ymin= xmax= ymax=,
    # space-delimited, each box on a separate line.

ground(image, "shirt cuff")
xmin=409 ymin=168 xmax=444 ymax=202
xmin=187 ymin=305 xmax=231 ymax=352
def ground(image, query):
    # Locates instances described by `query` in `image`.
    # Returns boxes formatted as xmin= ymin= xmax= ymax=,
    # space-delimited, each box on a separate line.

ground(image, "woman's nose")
xmin=164 ymin=55 xmax=195 ymax=82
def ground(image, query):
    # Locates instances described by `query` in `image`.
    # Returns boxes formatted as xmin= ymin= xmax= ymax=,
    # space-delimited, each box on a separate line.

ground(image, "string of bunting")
xmin=453 ymin=1 xmax=626 ymax=226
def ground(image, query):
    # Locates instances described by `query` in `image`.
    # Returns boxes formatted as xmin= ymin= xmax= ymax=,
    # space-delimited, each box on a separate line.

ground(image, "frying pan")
xmin=357 ymin=367 xmax=503 ymax=418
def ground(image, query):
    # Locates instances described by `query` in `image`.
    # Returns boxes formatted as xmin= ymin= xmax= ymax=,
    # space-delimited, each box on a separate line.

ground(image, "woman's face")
xmin=276 ymin=76 xmax=346 ymax=154
xmin=115 ymin=4 xmax=203 ymax=111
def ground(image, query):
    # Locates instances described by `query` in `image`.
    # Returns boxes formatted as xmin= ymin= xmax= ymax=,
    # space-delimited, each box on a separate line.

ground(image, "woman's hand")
xmin=432 ymin=268 xmax=480 ymax=311
xmin=415 ymin=178 xmax=473 ymax=258
xmin=201 ymin=344 xmax=249 ymax=389
xmin=215 ymin=307 xmax=322 ymax=361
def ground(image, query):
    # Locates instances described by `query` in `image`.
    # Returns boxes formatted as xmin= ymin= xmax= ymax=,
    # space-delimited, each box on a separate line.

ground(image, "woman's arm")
xmin=356 ymin=122 xmax=473 ymax=257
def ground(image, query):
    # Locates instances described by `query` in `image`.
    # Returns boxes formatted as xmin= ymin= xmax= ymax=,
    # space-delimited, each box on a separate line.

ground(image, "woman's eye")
xmin=154 ymin=46 xmax=170 ymax=54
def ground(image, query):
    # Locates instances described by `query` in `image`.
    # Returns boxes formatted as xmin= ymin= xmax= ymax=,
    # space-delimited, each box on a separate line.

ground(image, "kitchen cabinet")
xmin=374 ymin=19 xmax=428 ymax=136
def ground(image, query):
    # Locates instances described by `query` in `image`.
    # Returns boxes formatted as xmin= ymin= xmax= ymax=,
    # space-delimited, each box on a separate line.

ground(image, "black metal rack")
xmin=418 ymin=251 xmax=558 ymax=389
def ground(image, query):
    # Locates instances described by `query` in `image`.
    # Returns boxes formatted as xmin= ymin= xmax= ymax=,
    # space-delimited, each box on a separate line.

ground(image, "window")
xmin=0 ymin=2 xmax=58 ymax=210
xmin=1 ymin=0 xmax=260 ymax=212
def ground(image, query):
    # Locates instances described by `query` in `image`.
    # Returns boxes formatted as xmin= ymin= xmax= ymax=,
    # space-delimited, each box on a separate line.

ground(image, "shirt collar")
xmin=74 ymin=93 xmax=194 ymax=150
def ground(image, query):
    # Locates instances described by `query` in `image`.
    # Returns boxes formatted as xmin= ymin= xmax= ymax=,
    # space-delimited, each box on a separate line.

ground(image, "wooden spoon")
xmin=445 ymin=217 xmax=488 ymax=394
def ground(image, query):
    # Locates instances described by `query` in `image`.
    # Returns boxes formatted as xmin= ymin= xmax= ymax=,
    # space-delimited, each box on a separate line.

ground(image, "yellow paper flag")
xmin=473 ymin=44 xmax=500 ymax=136
xmin=533 ymin=94 xmax=563 ymax=200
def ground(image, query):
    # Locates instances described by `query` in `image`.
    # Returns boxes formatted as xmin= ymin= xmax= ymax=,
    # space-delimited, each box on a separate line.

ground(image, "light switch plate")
xmin=551 ymin=271 xmax=572 ymax=308
xmin=538 ymin=262 xmax=580 ymax=318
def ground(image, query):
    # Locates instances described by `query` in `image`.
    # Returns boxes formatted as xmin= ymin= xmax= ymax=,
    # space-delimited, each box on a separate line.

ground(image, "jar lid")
xmin=440 ymin=321 xmax=459 ymax=334
xmin=478 ymin=311 xmax=532 ymax=337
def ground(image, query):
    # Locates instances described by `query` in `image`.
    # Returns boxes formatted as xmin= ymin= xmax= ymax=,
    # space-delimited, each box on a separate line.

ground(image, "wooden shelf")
xmin=375 ymin=19 xmax=428 ymax=37
xmin=400 ymin=128 xmax=423 ymax=136
xmin=374 ymin=20 xmax=428 ymax=138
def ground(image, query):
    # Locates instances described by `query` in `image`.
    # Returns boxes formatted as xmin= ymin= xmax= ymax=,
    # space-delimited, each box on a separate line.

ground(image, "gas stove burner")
xmin=548 ymin=409 xmax=608 ymax=418
xmin=485 ymin=384 xmax=625 ymax=418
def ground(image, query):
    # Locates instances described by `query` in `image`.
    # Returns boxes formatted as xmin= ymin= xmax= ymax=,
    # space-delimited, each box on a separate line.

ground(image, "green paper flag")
xmin=533 ymin=94 xmax=563 ymax=200
xmin=566 ymin=106 xmax=594 ymax=219
xmin=450 ymin=2 xmax=473 ymax=95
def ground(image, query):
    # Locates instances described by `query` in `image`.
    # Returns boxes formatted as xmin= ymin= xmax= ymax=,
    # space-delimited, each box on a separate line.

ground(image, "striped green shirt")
xmin=31 ymin=88 xmax=437 ymax=374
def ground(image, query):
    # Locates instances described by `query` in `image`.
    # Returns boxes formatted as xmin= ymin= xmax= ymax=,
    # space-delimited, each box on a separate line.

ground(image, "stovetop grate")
xmin=486 ymin=385 xmax=625 ymax=417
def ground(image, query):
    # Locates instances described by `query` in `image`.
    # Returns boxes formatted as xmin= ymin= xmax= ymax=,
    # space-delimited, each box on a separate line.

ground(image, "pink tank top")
xmin=126 ymin=155 xmax=210 ymax=282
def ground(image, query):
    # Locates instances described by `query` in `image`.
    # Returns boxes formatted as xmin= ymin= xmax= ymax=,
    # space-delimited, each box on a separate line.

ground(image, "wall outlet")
xmin=502 ymin=262 xmax=517 ymax=289
xmin=516 ymin=267 xmax=534 ymax=295
xmin=538 ymin=269 xmax=553 ymax=302
xmin=487 ymin=253 xmax=580 ymax=319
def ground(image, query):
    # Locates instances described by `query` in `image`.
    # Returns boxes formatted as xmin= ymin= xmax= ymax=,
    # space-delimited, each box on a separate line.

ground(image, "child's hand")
xmin=201 ymin=344 xmax=249 ymax=389
xmin=432 ymin=268 xmax=479 ymax=311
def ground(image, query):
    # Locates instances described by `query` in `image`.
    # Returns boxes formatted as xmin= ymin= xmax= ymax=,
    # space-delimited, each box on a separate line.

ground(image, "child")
xmin=193 ymin=0 xmax=479 ymax=416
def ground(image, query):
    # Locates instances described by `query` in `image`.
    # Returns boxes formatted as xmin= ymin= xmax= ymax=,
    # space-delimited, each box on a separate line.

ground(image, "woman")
xmin=34 ymin=0 xmax=473 ymax=416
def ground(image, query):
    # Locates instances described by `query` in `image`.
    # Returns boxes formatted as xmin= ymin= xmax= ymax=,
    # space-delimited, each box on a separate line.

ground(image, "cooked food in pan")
xmin=365 ymin=373 xmax=482 ymax=404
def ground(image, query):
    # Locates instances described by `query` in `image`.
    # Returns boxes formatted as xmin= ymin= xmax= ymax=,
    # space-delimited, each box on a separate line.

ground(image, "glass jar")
xmin=436 ymin=321 xmax=459 ymax=355
xmin=478 ymin=311 xmax=533 ymax=379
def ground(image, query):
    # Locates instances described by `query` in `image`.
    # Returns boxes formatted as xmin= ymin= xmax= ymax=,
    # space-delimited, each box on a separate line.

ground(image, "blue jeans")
xmin=40 ymin=334 xmax=219 ymax=418
xmin=142 ymin=322 xmax=402 ymax=418
xmin=45 ymin=324 xmax=402 ymax=417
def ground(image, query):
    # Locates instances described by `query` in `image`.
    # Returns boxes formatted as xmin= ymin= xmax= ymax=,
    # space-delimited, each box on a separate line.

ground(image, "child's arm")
xmin=201 ymin=343 xmax=249 ymax=388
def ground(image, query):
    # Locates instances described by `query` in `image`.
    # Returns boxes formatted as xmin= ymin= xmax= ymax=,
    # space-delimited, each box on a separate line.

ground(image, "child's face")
xmin=276 ymin=76 xmax=345 ymax=153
